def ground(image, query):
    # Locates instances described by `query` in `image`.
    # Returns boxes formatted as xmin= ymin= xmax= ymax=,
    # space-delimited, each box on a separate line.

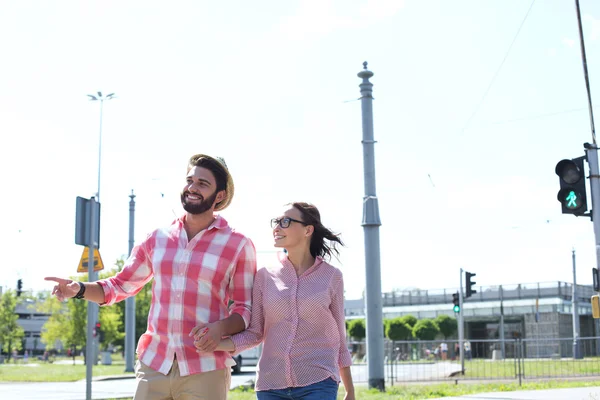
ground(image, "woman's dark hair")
xmin=290 ymin=202 xmax=344 ymax=261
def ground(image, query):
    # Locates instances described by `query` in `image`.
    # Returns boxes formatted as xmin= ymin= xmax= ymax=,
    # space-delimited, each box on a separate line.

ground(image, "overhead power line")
xmin=460 ymin=0 xmax=537 ymax=134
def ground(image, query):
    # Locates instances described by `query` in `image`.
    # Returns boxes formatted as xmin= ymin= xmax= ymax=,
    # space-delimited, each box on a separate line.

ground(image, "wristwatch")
xmin=74 ymin=282 xmax=86 ymax=299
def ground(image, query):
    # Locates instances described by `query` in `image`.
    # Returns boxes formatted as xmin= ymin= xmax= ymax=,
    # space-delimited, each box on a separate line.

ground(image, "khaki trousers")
xmin=134 ymin=359 xmax=231 ymax=400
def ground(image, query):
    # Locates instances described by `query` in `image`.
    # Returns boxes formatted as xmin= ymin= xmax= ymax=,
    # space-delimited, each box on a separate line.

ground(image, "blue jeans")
xmin=256 ymin=378 xmax=338 ymax=400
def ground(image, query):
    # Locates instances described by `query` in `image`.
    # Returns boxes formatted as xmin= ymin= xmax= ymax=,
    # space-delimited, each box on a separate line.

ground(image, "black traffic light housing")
xmin=555 ymin=156 xmax=588 ymax=215
xmin=452 ymin=292 xmax=460 ymax=313
xmin=16 ymin=279 xmax=23 ymax=297
xmin=466 ymin=272 xmax=477 ymax=298
xmin=94 ymin=322 xmax=105 ymax=341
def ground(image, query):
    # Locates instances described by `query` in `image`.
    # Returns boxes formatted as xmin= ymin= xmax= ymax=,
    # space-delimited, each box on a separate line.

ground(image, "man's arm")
xmin=45 ymin=239 xmax=153 ymax=305
xmin=227 ymin=239 xmax=257 ymax=327
xmin=191 ymin=238 xmax=257 ymax=351
xmin=44 ymin=277 xmax=106 ymax=304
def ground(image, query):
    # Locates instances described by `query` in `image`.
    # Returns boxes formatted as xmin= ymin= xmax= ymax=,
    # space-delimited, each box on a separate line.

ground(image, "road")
xmin=0 ymin=368 xmax=257 ymax=400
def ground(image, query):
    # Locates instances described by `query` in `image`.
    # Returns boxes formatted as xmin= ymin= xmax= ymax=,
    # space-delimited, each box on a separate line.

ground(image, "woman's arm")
xmin=330 ymin=272 xmax=355 ymax=399
xmin=192 ymin=268 xmax=266 ymax=354
xmin=340 ymin=366 xmax=355 ymax=400
xmin=193 ymin=337 xmax=235 ymax=353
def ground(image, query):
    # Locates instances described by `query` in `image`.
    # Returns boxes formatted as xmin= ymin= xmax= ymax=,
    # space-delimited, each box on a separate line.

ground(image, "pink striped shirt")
xmin=98 ymin=215 xmax=256 ymax=376
xmin=230 ymin=253 xmax=352 ymax=391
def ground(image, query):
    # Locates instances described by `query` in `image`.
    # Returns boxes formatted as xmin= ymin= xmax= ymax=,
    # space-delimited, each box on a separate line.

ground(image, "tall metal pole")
xmin=124 ymin=191 xmax=136 ymax=372
xmin=575 ymin=0 xmax=599 ymax=343
xmin=459 ymin=269 xmax=465 ymax=374
xmin=85 ymin=197 xmax=99 ymax=400
xmin=572 ymin=248 xmax=581 ymax=359
xmin=500 ymin=285 xmax=506 ymax=358
xmin=87 ymin=91 xmax=115 ymax=201
xmin=357 ymin=61 xmax=384 ymax=391
xmin=574 ymin=0 xmax=596 ymax=146
xmin=84 ymin=92 xmax=114 ymax=399
xmin=97 ymin=100 xmax=104 ymax=201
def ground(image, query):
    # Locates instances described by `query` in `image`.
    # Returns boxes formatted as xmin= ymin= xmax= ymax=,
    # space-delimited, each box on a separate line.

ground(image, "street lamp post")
xmin=357 ymin=62 xmax=385 ymax=391
xmin=84 ymin=91 xmax=114 ymax=400
xmin=87 ymin=92 xmax=115 ymax=202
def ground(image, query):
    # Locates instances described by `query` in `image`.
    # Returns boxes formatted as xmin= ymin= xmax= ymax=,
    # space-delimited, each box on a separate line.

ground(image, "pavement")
xmin=429 ymin=386 xmax=600 ymax=400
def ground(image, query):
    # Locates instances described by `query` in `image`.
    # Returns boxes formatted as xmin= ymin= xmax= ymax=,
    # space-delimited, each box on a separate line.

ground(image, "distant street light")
xmin=87 ymin=92 xmax=116 ymax=201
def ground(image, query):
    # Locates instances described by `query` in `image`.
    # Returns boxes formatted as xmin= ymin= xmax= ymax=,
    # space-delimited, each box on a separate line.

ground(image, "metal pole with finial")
xmin=124 ymin=190 xmax=136 ymax=372
xmin=358 ymin=61 xmax=385 ymax=391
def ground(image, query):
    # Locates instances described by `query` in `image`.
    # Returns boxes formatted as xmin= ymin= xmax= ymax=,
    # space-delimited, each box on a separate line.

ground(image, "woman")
xmin=191 ymin=202 xmax=355 ymax=399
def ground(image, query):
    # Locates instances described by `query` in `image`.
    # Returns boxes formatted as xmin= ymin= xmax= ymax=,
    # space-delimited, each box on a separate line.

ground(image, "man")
xmin=46 ymin=154 xmax=257 ymax=400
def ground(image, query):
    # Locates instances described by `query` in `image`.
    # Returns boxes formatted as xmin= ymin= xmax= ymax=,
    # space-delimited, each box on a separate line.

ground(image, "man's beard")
xmin=181 ymin=190 xmax=218 ymax=215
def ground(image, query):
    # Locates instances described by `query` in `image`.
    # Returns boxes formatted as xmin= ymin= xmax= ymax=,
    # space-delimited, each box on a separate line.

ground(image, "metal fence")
xmin=348 ymin=336 xmax=600 ymax=386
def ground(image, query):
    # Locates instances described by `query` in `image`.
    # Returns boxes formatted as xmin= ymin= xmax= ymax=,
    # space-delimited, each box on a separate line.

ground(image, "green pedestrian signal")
xmin=452 ymin=292 xmax=460 ymax=313
xmin=565 ymin=190 xmax=582 ymax=209
xmin=555 ymin=156 xmax=588 ymax=216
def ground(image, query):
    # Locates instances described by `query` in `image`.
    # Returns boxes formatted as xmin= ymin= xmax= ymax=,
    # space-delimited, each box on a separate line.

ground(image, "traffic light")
xmin=555 ymin=156 xmax=588 ymax=215
xmin=593 ymin=295 xmax=600 ymax=319
xmin=94 ymin=322 xmax=105 ymax=342
xmin=16 ymin=279 xmax=23 ymax=297
xmin=466 ymin=272 xmax=477 ymax=298
xmin=452 ymin=292 xmax=460 ymax=313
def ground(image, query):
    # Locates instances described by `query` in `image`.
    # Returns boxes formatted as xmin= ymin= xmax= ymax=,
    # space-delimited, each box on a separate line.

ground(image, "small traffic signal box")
xmin=452 ymin=292 xmax=460 ymax=313
xmin=593 ymin=295 xmax=600 ymax=319
xmin=555 ymin=156 xmax=588 ymax=215
xmin=465 ymin=272 xmax=477 ymax=298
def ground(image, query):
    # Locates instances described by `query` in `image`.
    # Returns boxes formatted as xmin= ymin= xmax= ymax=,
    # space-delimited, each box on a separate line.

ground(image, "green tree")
xmin=40 ymin=293 xmax=87 ymax=360
xmin=99 ymin=306 xmax=124 ymax=351
xmin=0 ymin=290 xmax=25 ymax=360
xmin=385 ymin=318 xmax=412 ymax=341
xmin=400 ymin=315 xmax=418 ymax=328
xmin=64 ymin=297 xmax=87 ymax=352
xmin=40 ymin=296 xmax=69 ymax=351
xmin=435 ymin=314 xmax=457 ymax=339
xmin=412 ymin=319 xmax=439 ymax=341
xmin=347 ymin=319 xmax=366 ymax=341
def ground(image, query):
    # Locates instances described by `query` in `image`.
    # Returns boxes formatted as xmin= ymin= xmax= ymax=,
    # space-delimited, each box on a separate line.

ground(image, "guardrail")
xmin=349 ymin=336 xmax=600 ymax=386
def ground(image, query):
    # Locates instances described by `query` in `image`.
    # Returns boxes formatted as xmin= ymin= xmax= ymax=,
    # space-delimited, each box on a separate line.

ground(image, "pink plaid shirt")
xmin=230 ymin=253 xmax=352 ymax=391
xmin=98 ymin=215 xmax=256 ymax=376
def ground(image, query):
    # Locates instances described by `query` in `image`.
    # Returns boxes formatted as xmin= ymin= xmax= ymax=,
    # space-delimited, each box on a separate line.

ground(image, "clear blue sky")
xmin=1 ymin=0 xmax=599 ymax=299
